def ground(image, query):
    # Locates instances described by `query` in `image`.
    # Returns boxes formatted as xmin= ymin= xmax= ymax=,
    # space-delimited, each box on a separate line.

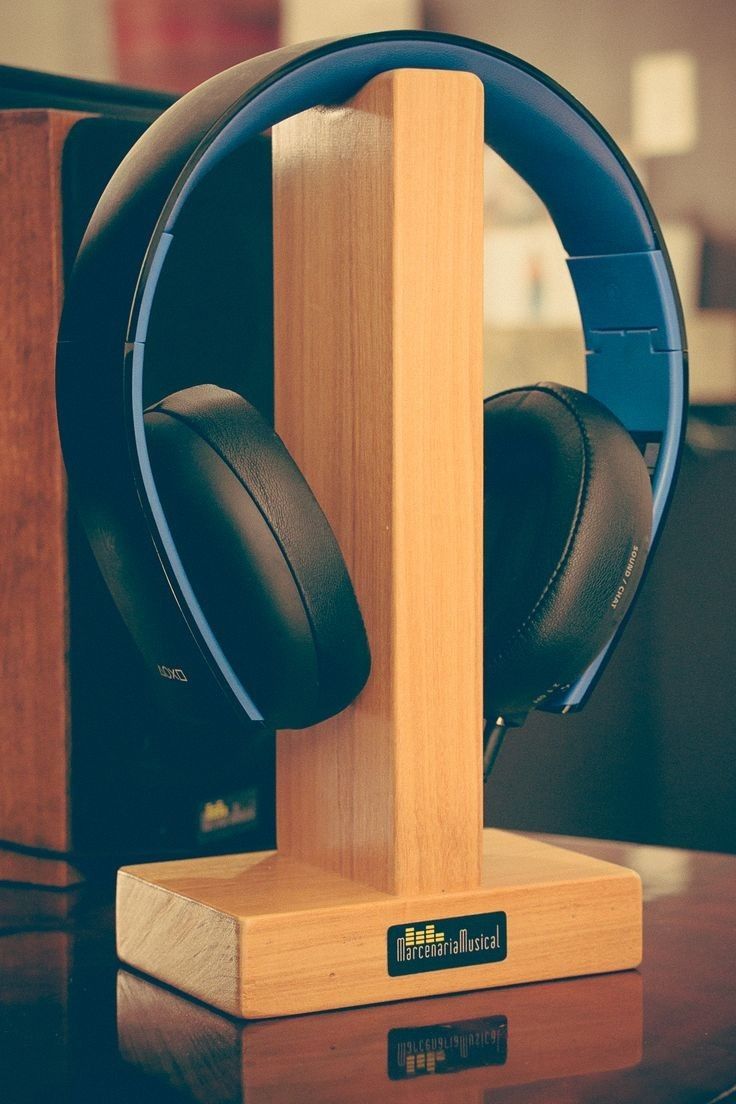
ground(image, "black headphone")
xmin=56 ymin=32 xmax=687 ymax=736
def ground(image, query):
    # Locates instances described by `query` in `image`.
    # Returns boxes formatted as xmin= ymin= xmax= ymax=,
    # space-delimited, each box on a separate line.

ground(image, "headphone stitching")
xmin=489 ymin=384 xmax=593 ymax=667
xmin=151 ymin=402 xmax=328 ymax=685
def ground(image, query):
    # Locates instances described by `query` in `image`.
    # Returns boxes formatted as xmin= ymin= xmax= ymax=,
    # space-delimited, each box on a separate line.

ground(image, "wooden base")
xmin=116 ymin=831 xmax=642 ymax=1019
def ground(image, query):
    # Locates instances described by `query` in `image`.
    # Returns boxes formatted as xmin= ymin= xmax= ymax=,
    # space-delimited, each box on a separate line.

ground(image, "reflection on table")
xmin=117 ymin=967 xmax=642 ymax=1104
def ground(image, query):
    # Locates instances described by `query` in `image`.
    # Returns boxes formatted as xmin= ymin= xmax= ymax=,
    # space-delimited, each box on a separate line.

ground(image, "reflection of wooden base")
xmin=117 ymin=964 xmax=643 ymax=1103
xmin=0 ymin=846 xmax=83 ymax=892
xmin=117 ymin=830 xmax=641 ymax=1019
xmin=0 ymin=845 xmax=82 ymax=930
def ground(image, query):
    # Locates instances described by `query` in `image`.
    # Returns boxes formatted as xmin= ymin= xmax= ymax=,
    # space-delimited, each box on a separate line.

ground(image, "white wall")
xmin=0 ymin=0 xmax=115 ymax=80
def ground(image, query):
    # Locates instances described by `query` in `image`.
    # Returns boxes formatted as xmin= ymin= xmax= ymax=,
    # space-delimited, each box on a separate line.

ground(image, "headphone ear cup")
xmin=484 ymin=383 xmax=653 ymax=721
xmin=143 ymin=384 xmax=370 ymax=729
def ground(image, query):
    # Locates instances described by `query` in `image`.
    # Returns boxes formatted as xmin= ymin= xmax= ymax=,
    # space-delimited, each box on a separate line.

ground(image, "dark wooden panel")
xmin=0 ymin=108 xmax=277 ymax=884
xmin=0 ymin=110 xmax=84 ymax=866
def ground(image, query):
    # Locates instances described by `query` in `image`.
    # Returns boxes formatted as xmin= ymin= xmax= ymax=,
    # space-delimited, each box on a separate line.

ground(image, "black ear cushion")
xmin=143 ymin=384 xmax=370 ymax=729
xmin=484 ymin=383 xmax=653 ymax=721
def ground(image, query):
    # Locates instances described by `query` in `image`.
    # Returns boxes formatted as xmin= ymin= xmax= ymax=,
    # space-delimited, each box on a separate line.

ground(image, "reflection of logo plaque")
xmin=388 ymin=1015 xmax=508 ymax=1079
xmin=388 ymin=913 xmax=507 ymax=977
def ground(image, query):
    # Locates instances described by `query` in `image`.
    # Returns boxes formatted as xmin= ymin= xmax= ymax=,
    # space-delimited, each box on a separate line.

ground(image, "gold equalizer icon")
xmin=405 ymin=1049 xmax=447 ymax=1075
xmin=404 ymin=924 xmax=445 ymax=947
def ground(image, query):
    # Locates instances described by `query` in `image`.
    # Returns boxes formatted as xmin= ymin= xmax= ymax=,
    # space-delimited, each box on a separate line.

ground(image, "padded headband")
xmin=57 ymin=31 xmax=687 ymax=721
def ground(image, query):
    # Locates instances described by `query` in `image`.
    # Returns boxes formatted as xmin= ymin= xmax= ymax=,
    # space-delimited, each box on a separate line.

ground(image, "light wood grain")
xmin=116 ymin=868 xmax=240 ymax=1013
xmin=0 ymin=110 xmax=85 ymax=881
xmin=272 ymin=68 xmax=485 ymax=897
xmin=118 ymin=828 xmax=642 ymax=1018
xmin=118 ymin=966 xmax=642 ymax=1102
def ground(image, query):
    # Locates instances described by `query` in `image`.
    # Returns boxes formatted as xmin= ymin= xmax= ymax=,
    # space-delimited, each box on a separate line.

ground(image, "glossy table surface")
xmin=2 ymin=834 xmax=734 ymax=1104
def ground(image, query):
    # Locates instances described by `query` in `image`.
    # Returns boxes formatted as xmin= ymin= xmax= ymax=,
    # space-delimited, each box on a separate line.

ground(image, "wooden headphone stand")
xmin=116 ymin=68 xmax=642 ymax=1018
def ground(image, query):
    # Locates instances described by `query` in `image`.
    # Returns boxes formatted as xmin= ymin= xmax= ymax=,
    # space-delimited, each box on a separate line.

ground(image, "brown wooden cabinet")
xmin=0 ymin=107 xmax=277 ymax=885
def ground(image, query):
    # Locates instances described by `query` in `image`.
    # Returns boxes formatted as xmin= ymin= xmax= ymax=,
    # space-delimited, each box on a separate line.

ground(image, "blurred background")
xmin=1 ymin=0 xmax=734 ymax=853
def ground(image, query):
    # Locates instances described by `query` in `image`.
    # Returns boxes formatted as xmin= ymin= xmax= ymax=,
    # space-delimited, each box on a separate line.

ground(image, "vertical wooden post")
xmin=272 ymin=70 xmax=485 ymax=895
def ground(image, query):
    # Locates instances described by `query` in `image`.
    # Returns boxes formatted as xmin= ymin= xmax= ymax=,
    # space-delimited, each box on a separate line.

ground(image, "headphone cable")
xmin=483 ymin=717 xmax=508 ymax=782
